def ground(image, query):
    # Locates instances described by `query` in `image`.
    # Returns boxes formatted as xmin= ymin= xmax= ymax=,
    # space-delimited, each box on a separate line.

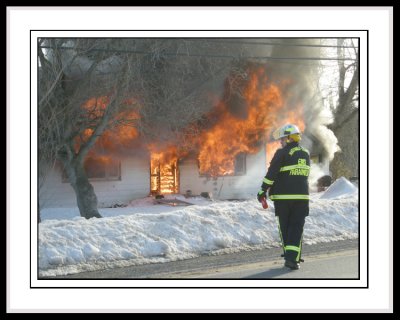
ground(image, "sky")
xmin=38 ymin=177 xmax=358 ymax=277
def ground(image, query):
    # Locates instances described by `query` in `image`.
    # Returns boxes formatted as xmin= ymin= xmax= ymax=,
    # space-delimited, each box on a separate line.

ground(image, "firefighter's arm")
xmin=261 ymin=149 xmax=284 ymax=190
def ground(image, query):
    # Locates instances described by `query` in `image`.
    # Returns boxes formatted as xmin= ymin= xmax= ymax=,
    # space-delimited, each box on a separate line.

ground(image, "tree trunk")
xmin=64 ymin=158 xmax=102 ymax=219
xmin=329 ymin=39 xmax=359 ymax=180
xmin=330 ymin=113 xmax=359 ymax=180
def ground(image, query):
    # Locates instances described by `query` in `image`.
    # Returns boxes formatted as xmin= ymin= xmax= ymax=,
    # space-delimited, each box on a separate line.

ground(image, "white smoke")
xmin=309 ymin=163 xmax=328 ymax=192
xmin=305 ymin=100 xmax=341 ymax=161
xmin=237 ymin=39 xmax=341 ymax=188
xmin=266 ymin=39 xmax=340 ymax=164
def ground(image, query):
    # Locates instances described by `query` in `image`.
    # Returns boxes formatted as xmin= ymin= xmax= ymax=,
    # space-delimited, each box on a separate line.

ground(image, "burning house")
xmin=39 ymin=45 xmax=335 ymax=209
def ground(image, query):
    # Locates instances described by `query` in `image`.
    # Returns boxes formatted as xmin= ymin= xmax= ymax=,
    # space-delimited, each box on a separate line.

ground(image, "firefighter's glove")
xmin=257 ymin=190 xmax=266 ymax=203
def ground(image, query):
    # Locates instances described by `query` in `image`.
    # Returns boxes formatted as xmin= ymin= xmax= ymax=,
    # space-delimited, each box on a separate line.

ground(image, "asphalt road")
xmin=170 ymin=249 xmax=358 ymax=279
xmin=49 ymin=238 xmax=359 ymax=279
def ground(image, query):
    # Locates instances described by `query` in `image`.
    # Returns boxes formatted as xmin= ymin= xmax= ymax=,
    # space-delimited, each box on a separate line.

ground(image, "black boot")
xmin=284 ymin=259 xmax=300 ymax=270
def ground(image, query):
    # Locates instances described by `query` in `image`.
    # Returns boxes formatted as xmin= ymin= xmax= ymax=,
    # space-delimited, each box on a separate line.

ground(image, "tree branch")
xmin=331 ymin=108 xmax=358 ymax=131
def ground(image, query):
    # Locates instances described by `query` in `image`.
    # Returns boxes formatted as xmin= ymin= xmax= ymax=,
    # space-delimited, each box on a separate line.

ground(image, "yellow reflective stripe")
xmin=270 ymin=194 xmax=309 ymax=200
xmin=276 ymin=217 xmax=285 ymax=252
xmin=280 ymin=165 xmax=310 ymax=171
xmin=289 ymin=147 xmax=309 ymax=156
xmin=288 ymin=147 xmax=301 ymax=155
xmin=285 ymin=245 xmax=300 ymax=252
xmin=297 ymin=232 xmax=304 ymax=262
xmin=263 ymin=178 xmax=274 ymax=185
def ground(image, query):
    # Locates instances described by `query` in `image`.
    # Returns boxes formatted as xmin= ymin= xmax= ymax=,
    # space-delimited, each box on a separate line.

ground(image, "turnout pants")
xmin=274 ymin=200 xmax=309 ymax=263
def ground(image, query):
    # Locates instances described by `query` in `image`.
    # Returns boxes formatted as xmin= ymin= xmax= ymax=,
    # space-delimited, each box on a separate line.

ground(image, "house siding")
xmin=179 ymin=146 xmax=266 ymax=200
xmin=39 ymin=157 xmax=150 ymax=208
xmin=39 ymin=146 xmax=267 ymax=206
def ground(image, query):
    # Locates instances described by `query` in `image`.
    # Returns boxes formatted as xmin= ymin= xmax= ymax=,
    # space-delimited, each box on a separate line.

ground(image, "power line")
xmin=39 ymin=45 xmax=358 ymax=62
xmin=195 ymin=39 xmax=358 ymax=49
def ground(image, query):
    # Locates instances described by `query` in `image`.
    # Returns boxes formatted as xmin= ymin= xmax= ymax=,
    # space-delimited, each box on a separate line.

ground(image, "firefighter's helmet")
xmin=272 ymin=124 xmax=301 ymax=142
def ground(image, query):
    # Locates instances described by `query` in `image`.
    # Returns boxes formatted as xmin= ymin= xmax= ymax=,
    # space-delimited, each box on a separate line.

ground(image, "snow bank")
xmin=319 ymin=177 xmax=358 ymax=199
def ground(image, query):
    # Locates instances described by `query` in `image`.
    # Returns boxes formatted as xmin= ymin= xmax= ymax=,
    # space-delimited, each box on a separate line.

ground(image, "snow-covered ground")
xmin=38 ymin=177 xmax=358 ymax=277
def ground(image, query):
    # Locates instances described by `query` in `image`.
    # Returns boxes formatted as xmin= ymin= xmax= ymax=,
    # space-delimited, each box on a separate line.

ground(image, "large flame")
xmin=76 ymin=96 xmax=140 ymax=154
xmin=197 ymin=65 xmax=305 ymax=176
xmin=149 ymin=145 xmax=179 ymax=194
xmin=75 ymin=65 xmax=306 ymax=192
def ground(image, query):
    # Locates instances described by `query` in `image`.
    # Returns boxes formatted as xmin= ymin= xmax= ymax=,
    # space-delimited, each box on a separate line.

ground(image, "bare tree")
xmin=38 ymin=38 xmax=234 ymax=219
xmin=329 ymin=39 xmax=359 ymax=179
xmin=38 ymin=38 xmax=73 ymax=221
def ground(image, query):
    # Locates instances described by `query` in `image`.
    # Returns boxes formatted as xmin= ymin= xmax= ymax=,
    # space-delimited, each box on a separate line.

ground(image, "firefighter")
xmin=257 ymin=124 xmax=310 ymax=270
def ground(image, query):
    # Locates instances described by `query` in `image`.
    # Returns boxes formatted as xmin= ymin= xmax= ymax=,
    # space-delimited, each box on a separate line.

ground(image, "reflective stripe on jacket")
xmin=261 ymin=142 xmax=310 ymax=200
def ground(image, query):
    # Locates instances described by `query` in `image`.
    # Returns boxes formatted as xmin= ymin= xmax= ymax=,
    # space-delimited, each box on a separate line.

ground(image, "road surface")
xmin=166 ymin=249 xmax=358 ymax=279
xmin=48 ymin=239 xmax=359 ymax=279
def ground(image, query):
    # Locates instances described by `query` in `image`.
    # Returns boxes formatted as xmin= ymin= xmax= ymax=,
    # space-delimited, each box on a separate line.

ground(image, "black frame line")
xmin=31 ymin=29 xmax=366 ymax=289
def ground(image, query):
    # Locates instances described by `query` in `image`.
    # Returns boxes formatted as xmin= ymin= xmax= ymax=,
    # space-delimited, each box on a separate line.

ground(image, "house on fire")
xmin=38 ymin=43 xmax=332 ymax=209
xmin=39 ymin=146 xmax=267 ymax=208
xmin=39 ymin=139 xmax=329 ymax=208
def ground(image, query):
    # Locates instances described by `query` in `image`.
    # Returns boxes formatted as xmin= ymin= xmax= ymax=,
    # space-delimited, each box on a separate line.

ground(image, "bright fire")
xmin=197 ymin=65 xmax=305 ymax=176
xmin=76 ymin=96 xmax=140 ymax=154
xmin=149 ymin=145 xmax=179 ymax=195
xmin=77 ymin=64 xmax=306 ymax=193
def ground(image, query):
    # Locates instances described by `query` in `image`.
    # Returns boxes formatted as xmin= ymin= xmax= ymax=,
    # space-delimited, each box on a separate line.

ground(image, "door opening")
xmin=150 ymin=153 xmax=179 ymax=195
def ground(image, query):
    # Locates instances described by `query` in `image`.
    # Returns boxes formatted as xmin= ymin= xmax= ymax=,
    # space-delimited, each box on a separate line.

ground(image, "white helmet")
xmin=272 ymin=124 xmax=301 ymax=141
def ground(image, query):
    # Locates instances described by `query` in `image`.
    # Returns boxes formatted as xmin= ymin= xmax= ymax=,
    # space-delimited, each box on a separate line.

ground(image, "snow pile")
xmin=319 ymin=177 xmax=358 ymax=199
xmin=38 ymin=187 xmax=358 ymax=277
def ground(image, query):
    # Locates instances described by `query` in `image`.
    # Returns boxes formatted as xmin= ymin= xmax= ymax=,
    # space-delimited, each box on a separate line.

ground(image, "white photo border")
xmin=7 ymin=7 xmax=392 ymax=312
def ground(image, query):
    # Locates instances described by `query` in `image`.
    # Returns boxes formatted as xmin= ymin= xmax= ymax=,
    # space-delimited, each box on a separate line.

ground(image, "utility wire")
xmin=39 ymin=45 xmax=358 ymax=61
xmin=194 ymin=39 xmax=358 ymax=49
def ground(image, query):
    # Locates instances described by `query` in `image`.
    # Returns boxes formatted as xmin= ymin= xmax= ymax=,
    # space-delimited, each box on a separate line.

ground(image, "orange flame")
xmin=82 ymin=96 xmax=109 ymax=118
xmin=197 ymin=66 xmax=274 ymax=176
xmin=76 ymin=96 xmax=140 ymax=154
xmin=197 ymin=65 xmax=305 ymax=176
xmin=149 ymin=145 xmax=179 ymax=194
xmin=76 ymin=65 xmax=307 ymax=186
